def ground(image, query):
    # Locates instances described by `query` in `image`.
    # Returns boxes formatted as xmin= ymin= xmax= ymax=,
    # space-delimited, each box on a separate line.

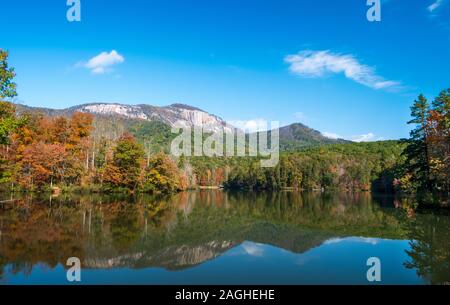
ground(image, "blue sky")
xmin=2 ymin=0 xmax=450 ymax=141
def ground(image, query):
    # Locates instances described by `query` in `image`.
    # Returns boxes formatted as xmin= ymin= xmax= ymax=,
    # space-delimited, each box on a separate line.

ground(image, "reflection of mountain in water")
xmin=1 ymin=191 xmax=449 ymax=283
xmin=84 ymin=240 xmax=237 ymax=270
xmin=82 ymin=223 xmax=332 ymax=270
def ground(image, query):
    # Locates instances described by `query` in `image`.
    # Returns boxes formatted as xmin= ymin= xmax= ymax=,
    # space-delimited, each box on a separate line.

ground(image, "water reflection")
xmin=404 ymin=213 xmax=450 ymax=285
xmin=0 ymin=191 xmax=449 ymax=284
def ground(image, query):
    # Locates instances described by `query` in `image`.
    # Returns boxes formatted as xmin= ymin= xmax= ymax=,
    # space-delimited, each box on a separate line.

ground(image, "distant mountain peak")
xmin=277 ymin=122 xmax=350 ymax=150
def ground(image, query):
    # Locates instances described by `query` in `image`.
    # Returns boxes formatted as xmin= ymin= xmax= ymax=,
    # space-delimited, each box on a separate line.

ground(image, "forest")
xmin=0 ymin=50 xmax=449 ymax=205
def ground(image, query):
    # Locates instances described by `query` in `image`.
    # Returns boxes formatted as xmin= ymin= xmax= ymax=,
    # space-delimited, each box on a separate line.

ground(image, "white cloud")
xmin=242 ymin=242 xmax=265 ymax=257
xmin=323 ymin=131 xmax=379 ymax=142
xmin=351 ymin=133 xmax=376 ymax=142
xmin=284 ymin=50 xmax=401 ymax=91
xmin=428 ymin=0 xmax=444 ymax=12
xmin=82 ymin=50 xmax=125 ymax=74
xmin=322 ymin=132 xmax=341 ymax=140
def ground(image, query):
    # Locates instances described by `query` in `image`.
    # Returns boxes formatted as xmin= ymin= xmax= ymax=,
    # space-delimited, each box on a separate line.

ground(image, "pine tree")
xmin=404 ymin=94 xmax=432 ymax=191
xmin=432 ymin=89 xmax=450 ymax=119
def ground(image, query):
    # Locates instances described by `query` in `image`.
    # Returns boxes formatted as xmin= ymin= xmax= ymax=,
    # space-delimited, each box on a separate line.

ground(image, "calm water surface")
xmin=0 ymin=191 xmax=449 ymax=285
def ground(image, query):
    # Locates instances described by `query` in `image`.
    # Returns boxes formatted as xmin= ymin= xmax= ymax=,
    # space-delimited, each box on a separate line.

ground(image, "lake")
xmin=0 ymin=191 xmax=449 ymax=285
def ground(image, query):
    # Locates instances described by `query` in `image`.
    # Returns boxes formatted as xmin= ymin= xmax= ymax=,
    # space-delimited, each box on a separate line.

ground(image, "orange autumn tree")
xmin=11 ymin=111 xmax=94 ymax=190
xmin=20 ymin=142 xmax=68 ymax=188
xmin=427 ymin=89 xmax=450 ymax=193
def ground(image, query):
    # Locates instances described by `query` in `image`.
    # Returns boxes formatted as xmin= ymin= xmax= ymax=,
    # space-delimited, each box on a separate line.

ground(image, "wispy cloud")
xmin=79 ymin=50 xmax=125 ymax=75
xmin=284 ymin=50 xmax=401 ymax=91
xmin=323 ymin=131 xmax=383 ymax=142
xmin=426 ymin=1 xmax=450 ymax=37
xmin=428 ymin=0 xmax=445 ymax=12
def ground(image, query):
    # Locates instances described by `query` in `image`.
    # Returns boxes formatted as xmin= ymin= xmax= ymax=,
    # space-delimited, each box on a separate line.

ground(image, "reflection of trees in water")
xmin=404 ymin=212 xmax=450 ymax=284
xmin=222 ymin=191 xmax=405 ymax=239
xmin=110 ymin=203 xmax=141 ymax=252
xmin=0 ymin=197 xmax=86 ymax=276
xmin=0 ymin=191 xmax=448 ymax=280
xmin=0 ymin=193 xmax=183 ymax=275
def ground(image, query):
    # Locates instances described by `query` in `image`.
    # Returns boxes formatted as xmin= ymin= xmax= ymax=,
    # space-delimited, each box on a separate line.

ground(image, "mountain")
xmin=277 ymin=123 xmax=349 ymax=150
xmin=16 ymin=102 xmax=229 ymax=132
xmin=15 ymin=102 xmax=348 ymax=150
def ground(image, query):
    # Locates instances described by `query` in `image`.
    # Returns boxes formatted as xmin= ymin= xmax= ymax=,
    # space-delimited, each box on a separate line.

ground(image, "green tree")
xmin=103 ymin=133 xmax=144 ymax=190
xmin=0 ymin=102 xmax=21 ymax=145
xmin=0 ymin=50 xmax=21 ymax=145
xmin=143 ymin=153 xmax=186 ymax=194
xmin=0 ymin=50 xmax=17 ymax=100
xmin=432 ymin=89 xmax=450 ymax=121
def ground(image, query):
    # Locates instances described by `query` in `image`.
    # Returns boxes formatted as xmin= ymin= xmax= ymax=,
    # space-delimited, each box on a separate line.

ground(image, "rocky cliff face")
xmin=17 ymin=102 xmax=230 ymax=132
